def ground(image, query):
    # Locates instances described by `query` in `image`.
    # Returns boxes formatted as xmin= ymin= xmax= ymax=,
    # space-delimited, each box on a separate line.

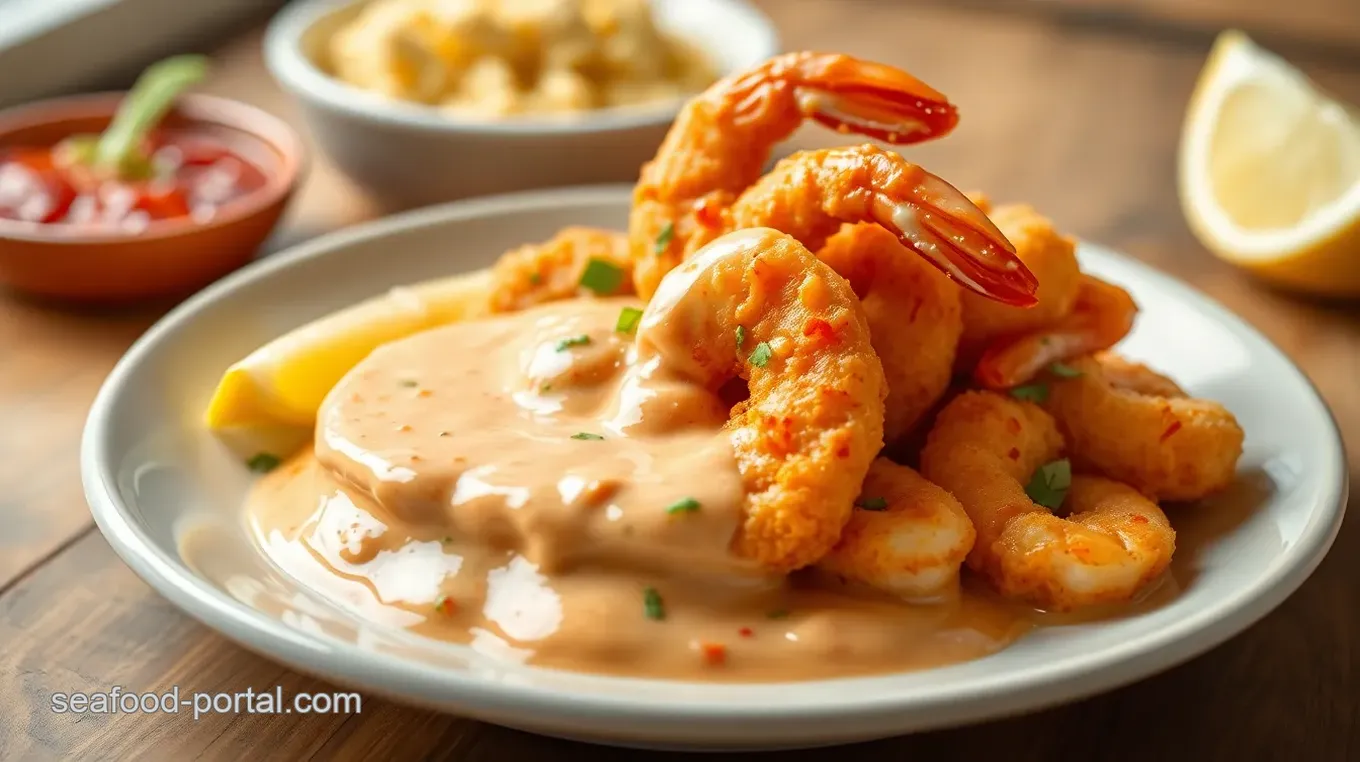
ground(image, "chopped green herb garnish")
xmin=528 ymin=272 xmax=542 ymax=285
xmin=442 ymin=536 xmax=453 ymax=543
xmin=666 ymin=497 xmax=701 ymax=514
xmin=1010 ymin=383 xmax=1049 ymax=403
xmin=59 ymin=55 xmax=209 ymax=180
xmin=1024 ymin=458 xmax=1072 ymax=510
xmin=855 ymin=496 xmax=889 ymax=511
xmin=398 ymin=379 xmax=418 ymax=388
xmin=748 ymin=341 xmax=773 ymax=367
xmin=643 ymin=587 xmax=666 ymax=620
xmin=571 ymin=432 xmax=605 ymax=440
xmin=578 ymin=258 xmax=625 ymax=294
xmin=654 ymin=222 xmax=674 ymax=254
xmin=735 ymin=325 xmax=746 ymax=350
xmin=616 ymin=306 xmax=643 ymax=334
xmin=767 ymin=609 xmax=790 ymax=619
xmin=556 ymin=334 xmax=591 ymax=351
xmin=540 ymin=383 xmax=553 ymax=393
xmin=246 ymin=453 xmax=281 ymax=473
xmin=1048 ymin=362 xmax=1083 ymax=379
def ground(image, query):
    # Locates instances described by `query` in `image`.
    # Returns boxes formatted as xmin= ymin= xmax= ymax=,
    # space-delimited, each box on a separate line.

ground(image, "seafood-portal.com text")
xmin=50 ymin=686 xmax=361 ymax=720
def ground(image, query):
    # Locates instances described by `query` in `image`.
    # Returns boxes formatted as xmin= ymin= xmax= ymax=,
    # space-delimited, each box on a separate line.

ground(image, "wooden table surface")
xmin=4 ymin=1 xmax=1359 ymax=759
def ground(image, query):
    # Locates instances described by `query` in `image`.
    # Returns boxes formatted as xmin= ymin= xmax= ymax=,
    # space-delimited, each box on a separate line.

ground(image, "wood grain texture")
xmin=1 ymin=0 xmax=1358 ymax=759
xmin=972 ymin=0 xmax=1360 ymax=56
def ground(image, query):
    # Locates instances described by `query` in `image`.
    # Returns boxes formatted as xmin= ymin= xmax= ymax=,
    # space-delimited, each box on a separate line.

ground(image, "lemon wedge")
xmin=1180 ymin=30 xmax=1360 ymax=295
xmin=205 ymin=269 xmax=494 ymax=431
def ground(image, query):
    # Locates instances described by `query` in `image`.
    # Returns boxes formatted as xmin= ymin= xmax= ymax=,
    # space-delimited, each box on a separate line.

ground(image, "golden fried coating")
xmin=1044 ymin=353 xmax=1244 ymax=502
xmin=636 ymin=227 xmax=887 ymax=572
xmin=816 ymin=457 xmax=974 ymax=600
xmin=816 ymin=223 xmax=962 ymax=442
xmin=921 ymin=390 xmax=1175 ymax=611
xmin=958 ymin=203 xmax=1082 ymax=367
xmin=489 ymin=226 xmax=632 ymax=312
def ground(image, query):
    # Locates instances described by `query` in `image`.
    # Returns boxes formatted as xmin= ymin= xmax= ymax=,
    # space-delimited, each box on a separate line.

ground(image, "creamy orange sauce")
xmin=246 ymin=297 xmax=1037 ymax=681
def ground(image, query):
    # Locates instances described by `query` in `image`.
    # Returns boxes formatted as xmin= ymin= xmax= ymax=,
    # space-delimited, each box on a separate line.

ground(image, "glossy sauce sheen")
xmin=248 ymin=298 xmax=1032 ymax=681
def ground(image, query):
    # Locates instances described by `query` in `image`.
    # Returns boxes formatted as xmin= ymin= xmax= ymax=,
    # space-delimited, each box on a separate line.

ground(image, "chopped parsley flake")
xmin=643 ymin=587 xmax=666 ymax=620
xmin=654 ymin=222 xmax=674 ymax=254
xmin=1025 ymin=458 xmax=1072 ymax=510
xmin=528 ymin=272 xmax=542 ymax=285
xmin=855 ymin=496 xmax=889 ymax=511
xmin=571 ymin=432 xmax=605 ymax=440
xmin=616 ymin=306 xmax=643 ymax=334
xmin=1010 ymin=383 xmax=1049 ymax=403
xmin=767 ymin=609 xmax=790 ymax=619
xmin=666 ymin=497 xmax=701 ymax=515
xmin=398 ymin=379 xmax=418 ymax=388
xmin=1048 ymin=362 xmax=1083 ymax=378
xmin=246 ymin=452 xmax=281 ymax=473
xmin=578 ymin=258 xmax=624 ymax=294
xmin=735 ymin=325 xmax=746 ymax=350
xmin=556 ymin=334 xmax=591 ymax=351
xmin=748 ymin=341 xmax=773 ymax=367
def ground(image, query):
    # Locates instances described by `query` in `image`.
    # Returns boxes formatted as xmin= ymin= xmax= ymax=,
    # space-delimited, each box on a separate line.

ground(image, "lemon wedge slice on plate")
xmin=1180 ymin=30 xmax=1360 ymax=295
xmin=205 ymin=269 xmax=494 ymax=431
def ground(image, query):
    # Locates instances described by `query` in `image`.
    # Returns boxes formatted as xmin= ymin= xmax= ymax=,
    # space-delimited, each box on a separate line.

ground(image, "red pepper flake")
xmin=1008 ymin=447 xmax=1021 ymax=460
xmin=409 ymin=455 xmax=422 ymax=463
xmin=738 ymin=627 xmax=753 ymax=638
xmin=433 ymin=595 xmax=457 ymax=616
xmin=693 ymin=197 xmax=723 ymax=227
xmin=1131 ymin=514 xmax=1149 ymax=525
xmin=802 ymin=317 xmax=839 ymax=346
xmin=1160 ymin=420 xmax=1183 ymax=442
xmin=1006 ymin=417 xmax=1022 ymax=434
xmin=763 ymin=416 xmax=795 ymax=455
xmin=417 ymin=389 xmax=433 ymax=398
xmin=700 ymin=642 xmax=727 ymax=665
xmin=397 ymin=424 xmax=412 ymax=433
xmin=835 ymin=443 xmax=851 ymax=459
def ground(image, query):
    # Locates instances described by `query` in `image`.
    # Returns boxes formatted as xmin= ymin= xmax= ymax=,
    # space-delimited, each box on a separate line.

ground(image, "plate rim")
xmin=81 ymin=184 xmax=1350 ymax=741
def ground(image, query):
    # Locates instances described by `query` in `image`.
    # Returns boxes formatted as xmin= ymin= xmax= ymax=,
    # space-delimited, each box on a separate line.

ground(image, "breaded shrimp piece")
xmin=633 ymin=51 xmax=963 ymax=300
xmin=489 ymin=226 xmax=632 ymax=312
xmin=921 ymin=390 xmax=1175 ymax=611
xmin=1044 ymin=353 xmax=1244 ymax=501
xmin=957 ymin=204 xmax=1082 ymax=368
xmin=816 ymin=223 xmax=963 ymax=442
xmin=973 ymin=274 xmax=1138 ymax=389
xmin=727 ymin=145 xmax=1038 ymax=307
xmin=634 ymin=227 xmax=887 ymax=572
xmin=815 ymin=457 xmax=975 ymax=600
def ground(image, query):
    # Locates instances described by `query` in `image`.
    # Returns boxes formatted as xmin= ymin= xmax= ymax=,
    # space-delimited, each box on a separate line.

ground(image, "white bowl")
xmin=264 ymin=0 xmax=778 ymax=210
xmin=83 ymin=186 xmax=1347 ymax=751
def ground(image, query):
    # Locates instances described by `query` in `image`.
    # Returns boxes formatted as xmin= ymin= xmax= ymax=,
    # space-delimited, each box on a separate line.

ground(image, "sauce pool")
xmin=0 ymin=129 xmax=267 ymax=232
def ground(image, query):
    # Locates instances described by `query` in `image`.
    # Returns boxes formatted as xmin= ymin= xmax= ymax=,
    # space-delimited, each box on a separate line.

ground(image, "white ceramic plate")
xmin=83 ymin=186 xmax=1348 ymax=751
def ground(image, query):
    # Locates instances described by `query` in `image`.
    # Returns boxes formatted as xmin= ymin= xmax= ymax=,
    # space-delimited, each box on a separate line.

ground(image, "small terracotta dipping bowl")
xmin=0 ymin=93 xmax=305 ymax=303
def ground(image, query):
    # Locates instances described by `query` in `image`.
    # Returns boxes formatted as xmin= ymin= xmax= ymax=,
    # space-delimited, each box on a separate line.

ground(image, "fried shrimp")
xmin=632 ymin=227 xmax=887 ymax=572
xmin=957 ymin=204 xmax=1082 ymax=367
xmin=1044 ymin=353 xmax=1244 ymax=501
xmin=973 ymin=274 xmax=1137 ymax=389
xmin=489 ymin=226 xmax=632 ymax=312
xmin=815 ymin=457 xmax=975 ymax=600
xmin=921 ymin=391 xmax=1175 ymax=611
xmin=728 ymin=144 xmax=1038 ymax=306
xmin=815 ymin=223 xmax=962 ymax=441
xmin=631 ymin=51 xmax=963 ymax=300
